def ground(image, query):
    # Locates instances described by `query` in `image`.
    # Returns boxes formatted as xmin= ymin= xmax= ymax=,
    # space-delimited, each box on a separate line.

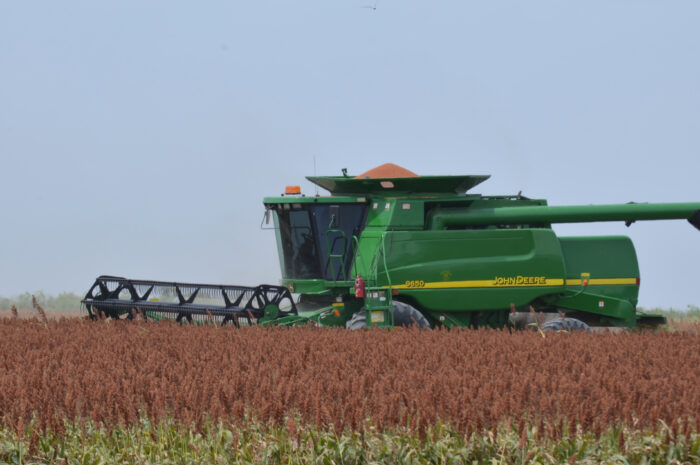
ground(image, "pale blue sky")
xmin=0 ymin=1 xmax=698 ymax=308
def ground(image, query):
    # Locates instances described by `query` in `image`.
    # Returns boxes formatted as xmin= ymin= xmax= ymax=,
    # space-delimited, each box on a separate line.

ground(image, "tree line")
xmin=0 ymin=291 xmax=82 ymax=311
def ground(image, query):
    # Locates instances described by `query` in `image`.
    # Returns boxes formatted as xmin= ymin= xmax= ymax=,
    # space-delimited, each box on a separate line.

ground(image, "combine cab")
xmin=83 ymin=164 xmax=700 ymax=330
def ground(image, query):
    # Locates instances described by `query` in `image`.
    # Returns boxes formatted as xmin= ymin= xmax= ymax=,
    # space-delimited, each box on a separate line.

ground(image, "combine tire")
xmin=346 ymin=301 xmax=431 ymax=330
xmin=392 ymin=301 xmax=431 ymax=328
xmin=541 ymin=317 xmax=592 ymax=333
xmin=345 ymin=310 xmax=367 ymax=330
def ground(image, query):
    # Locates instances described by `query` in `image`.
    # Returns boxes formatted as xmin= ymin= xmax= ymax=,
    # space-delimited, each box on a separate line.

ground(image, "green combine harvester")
xmin=82 ymin=164 xmax=700 ymax=331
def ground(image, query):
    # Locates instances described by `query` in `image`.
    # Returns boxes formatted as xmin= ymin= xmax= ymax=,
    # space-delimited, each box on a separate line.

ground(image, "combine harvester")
xmin=83 ymin=164 xmax=700 ymax=331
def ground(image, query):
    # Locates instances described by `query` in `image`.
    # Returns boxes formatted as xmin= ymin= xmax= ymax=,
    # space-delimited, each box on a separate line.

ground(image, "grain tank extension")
xmin=83 ymin=164 xmax=700 ymax=330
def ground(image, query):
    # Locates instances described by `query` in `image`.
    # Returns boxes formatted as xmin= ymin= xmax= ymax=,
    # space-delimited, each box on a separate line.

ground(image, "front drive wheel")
xmin=345 ymin=310 xmax=367 ymax=330
xmin=346 ymin=301 xmax=431 ymax=330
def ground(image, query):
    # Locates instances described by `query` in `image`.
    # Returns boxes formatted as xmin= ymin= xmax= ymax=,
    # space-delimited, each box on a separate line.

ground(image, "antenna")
xmin=313 ymin=155 xmax=319 ymax=196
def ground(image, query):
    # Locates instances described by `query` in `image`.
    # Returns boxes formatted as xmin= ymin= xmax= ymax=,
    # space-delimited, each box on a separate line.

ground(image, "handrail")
xmin=325 ymin=228 xmax=347 ymax=282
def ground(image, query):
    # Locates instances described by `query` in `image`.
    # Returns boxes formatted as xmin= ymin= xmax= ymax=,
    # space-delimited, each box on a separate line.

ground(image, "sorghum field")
xmin=1 ymin=315 xmax=699 ymax=464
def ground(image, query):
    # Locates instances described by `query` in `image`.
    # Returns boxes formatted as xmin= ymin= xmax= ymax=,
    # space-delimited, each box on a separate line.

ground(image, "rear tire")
xmin=345 ymin=301 xmax=431 ymax=330
xmin=541 ymin=317 xmax=592 ymax=333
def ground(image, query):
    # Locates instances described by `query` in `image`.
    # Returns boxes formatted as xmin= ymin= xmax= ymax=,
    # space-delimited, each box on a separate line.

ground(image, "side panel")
xmin=558 ymin=236 xmax=640 ymax=306
xmin=380 ymin=229 xmax=567 ymax=311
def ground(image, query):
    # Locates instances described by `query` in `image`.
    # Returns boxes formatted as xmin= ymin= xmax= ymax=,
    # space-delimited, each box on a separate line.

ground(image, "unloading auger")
xmin=83 ymin=164 xmax=700 ymax=330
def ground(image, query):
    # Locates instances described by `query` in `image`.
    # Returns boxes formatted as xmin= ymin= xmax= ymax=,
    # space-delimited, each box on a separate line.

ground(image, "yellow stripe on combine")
xmin=389 ymin=277 xmax=638 ymax=290
xmin=565 ymin=278 xmax=638 ymax=286
xmin=412 ymin=278 xmax=565 ymax=289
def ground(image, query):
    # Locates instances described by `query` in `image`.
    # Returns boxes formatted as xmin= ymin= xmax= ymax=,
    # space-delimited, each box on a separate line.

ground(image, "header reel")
xmin=82 ymin=276 xmax=297 ymax=326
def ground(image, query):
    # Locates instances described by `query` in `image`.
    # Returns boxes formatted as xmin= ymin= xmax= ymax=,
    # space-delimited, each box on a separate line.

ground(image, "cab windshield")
xmin=272 ymin=204 xmax=367 ymax=281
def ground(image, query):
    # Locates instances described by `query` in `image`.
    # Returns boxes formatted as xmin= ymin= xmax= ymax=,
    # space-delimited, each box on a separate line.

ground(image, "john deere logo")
xmin=493 ymin=276 xmax=547 ymax=286
xmin=440 ymin=270 xmax=452 ymax=281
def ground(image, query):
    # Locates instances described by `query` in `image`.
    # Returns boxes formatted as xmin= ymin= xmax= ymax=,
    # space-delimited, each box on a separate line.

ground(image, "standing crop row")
xmin=0 ymin=318 xmax=698 ymax=437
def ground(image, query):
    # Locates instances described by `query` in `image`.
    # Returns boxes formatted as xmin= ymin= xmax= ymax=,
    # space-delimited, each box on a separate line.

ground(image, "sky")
xmin=0 ymin=1 xmax=698 ymax=309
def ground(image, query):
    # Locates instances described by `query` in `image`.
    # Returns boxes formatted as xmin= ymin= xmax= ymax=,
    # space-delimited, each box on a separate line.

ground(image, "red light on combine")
xmin=636 ymin=277 xmax=641 ymax=285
